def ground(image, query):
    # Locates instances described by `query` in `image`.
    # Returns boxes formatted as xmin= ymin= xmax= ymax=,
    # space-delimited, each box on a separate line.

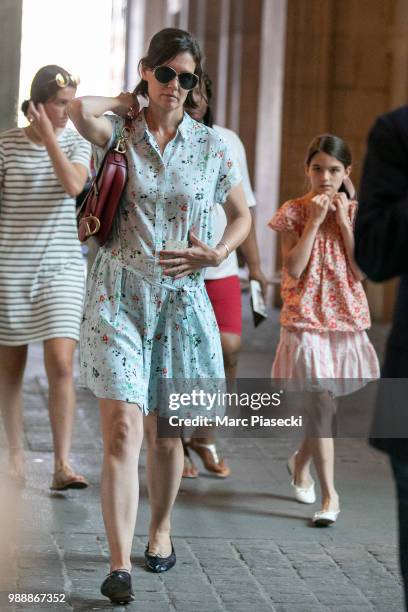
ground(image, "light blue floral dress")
xmin=80 ymin=111 xmax=241 ymax=413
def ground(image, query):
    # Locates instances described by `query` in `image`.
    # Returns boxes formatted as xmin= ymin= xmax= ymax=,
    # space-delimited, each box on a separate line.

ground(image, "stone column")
xmin=236 ymin=0 xmax=263 ymax=179
xmin=201 ymin=0 xmax=224 ymax=114
xmin=226 ymin=0 xmax=243 ymax=133
xmin=188 ymin=0 xmax=207 ymax=49
xmin=389 ymin=0 xmax=408 ymax=106
xmin=144 ymin=0 xmax=168 ymax=48
xmin=0 ymin=0 xmax=23 ymax=130
xmin=374 ymin=0 xmax=408 ymax=321
xmin=279 ymin=0 xmax=334 ymax=206
xmin=125 ymin=0 xmax=146 ymax=89
xmin=178 ymin=0 xmax=190 ymax=30
xmin=254 ymin=0 xmax=287 ymax=282
xmin=214 ymin=0 xmax=231 ymax=127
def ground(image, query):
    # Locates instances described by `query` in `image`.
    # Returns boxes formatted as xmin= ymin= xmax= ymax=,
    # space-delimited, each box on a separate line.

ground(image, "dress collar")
xmin=131 ymin=109 xmax=194 ymax=143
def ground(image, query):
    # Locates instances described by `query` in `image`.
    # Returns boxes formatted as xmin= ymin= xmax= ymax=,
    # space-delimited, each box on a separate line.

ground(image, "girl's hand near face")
xmin=333 ymin=192 xmax=350 ymax=227
xmin=159 ymin=231 xmax=226 ymax=279
xmin=308 ymin=194 xmax=334 ymax=227
xmin=27 ymin=101 xmax=55 ymax=142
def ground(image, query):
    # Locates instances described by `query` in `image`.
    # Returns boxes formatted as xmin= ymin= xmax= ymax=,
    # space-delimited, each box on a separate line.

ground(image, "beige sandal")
xmin=50 ymin=466 xmax=89 ymax=491
xmin=187 ymin=440 xmax=231 ymax=478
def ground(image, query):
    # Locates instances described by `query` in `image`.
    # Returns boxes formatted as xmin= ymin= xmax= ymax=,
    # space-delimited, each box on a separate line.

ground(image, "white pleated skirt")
xmin=271 ymin=328 xmax=380 ymax=397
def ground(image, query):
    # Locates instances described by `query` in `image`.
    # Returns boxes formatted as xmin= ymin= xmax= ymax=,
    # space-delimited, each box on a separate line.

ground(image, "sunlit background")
xmin=8 ymin=0 xmax=402 ymax=316
xmin=18 ymin=0 xmax=127 ymax=126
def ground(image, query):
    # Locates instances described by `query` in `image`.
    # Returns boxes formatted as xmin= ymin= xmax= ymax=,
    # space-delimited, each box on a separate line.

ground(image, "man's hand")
xmin=248 ymin=266 xmax=268 ymax=299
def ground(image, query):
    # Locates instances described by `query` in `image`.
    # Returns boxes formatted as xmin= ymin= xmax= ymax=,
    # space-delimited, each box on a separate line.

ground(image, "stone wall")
xmin=0 ymin=1 xmax=23 ymax=131
xmin=279 ymin=0 xmax=395 ymax=204
xmin=279 ymin=0 xmax=400 ymax=319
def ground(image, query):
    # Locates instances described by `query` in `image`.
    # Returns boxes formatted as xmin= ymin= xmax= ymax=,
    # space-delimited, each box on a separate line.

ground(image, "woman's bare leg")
xmin=99 ymin=399 xmax=144 ymax=571
xmin=193 ymin=332 xmax=241 ymax=445
xmin=144 ymin=413 xmax=184 ymax=555
xmin=0 ymin=345 xmax=28 ymax=479
xmin=184 ymin=332 xmax=240 ymax=476
xmin=43 ymin=338 xmax=78 ymax=472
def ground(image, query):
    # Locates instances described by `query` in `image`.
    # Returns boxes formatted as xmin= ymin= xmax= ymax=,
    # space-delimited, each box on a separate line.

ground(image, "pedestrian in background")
xmin=355 ymin=104 xmax=408 ymax=609
xmin=0 ymin=65 xmax=90 ymax=490
xmin=182 ymin=73 xmax=268 ymax=478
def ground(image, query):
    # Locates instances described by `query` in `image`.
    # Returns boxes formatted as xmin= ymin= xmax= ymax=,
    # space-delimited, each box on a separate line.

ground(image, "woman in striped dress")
xmin=0 ymin=65 xmax=91 ymax=489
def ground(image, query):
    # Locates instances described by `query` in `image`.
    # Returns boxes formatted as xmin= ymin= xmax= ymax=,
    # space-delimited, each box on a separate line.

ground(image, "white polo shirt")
xmin=205 ymin=125 xmax=256 ymax=280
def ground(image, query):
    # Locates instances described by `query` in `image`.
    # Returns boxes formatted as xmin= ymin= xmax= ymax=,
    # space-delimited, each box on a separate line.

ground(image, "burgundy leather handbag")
xmin=77 ymin=115 xmax=132 ymax=246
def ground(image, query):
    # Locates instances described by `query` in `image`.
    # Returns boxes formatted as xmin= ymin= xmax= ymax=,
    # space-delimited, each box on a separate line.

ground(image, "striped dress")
xmin=0 ymin=128 xmax=91 ymax=345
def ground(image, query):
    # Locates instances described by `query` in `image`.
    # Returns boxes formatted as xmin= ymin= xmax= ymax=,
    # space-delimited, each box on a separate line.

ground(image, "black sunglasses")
xmin=153 ymin=66 xmax=199 ymax=91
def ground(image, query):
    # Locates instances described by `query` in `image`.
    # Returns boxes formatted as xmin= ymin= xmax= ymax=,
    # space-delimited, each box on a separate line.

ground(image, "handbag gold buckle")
xmin=114 ymin=126 xmax=131 ymax=153
xmin=83 ymin=215 xmax=101 ymax=236
xmin=114 ymin=139 xmax=126 ymax=153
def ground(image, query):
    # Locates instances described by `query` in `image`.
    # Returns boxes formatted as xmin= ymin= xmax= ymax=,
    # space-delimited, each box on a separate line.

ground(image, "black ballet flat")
xmin=144 ymin=540 xmax=176 ymax=573
xmin=100 ymin=569 xmax=135 ymax=604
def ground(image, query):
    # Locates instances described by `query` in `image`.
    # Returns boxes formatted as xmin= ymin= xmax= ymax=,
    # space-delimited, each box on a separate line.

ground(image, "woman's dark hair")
xmin=21 ymin=64 xmax=77 ymax=116
xmin=305 ymin=134 xmax=352 ymax=197
xmin=201 ymin=73 xmax=214 ymax=128
xmin=133 ymin=28 xmax=203 ymax=109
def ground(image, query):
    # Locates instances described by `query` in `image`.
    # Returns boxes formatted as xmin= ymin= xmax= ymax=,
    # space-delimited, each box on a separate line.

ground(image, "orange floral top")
xmin=268 ymin=196 xmax=371 ymax=332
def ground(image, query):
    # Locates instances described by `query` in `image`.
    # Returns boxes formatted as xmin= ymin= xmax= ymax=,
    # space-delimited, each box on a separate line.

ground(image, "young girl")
xmin=269 ymin=134 xmax=380 ymax=525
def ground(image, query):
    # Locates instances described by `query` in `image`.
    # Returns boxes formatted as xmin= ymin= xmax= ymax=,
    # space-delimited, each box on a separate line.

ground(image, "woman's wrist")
xmin=214 ymin=241 xmax=230 ymax=266
xmin=41 ymin=132 xmax=57 ymax=147
xmin=114 ymin=93 xmax=137 ymax=118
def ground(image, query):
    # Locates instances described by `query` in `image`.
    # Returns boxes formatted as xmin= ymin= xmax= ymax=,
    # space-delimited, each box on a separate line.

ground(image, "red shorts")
xmin=205 ymin=275 xmax=242 ymax=336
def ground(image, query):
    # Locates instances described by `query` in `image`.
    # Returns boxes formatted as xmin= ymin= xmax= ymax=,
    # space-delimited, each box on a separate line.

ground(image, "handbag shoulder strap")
xmin=113 ymin=107 xmax=135 ymax=154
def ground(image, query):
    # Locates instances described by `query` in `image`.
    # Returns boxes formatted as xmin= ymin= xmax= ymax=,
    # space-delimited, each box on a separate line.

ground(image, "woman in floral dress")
xmin=69 ymin=28 xmax=250 ymax=603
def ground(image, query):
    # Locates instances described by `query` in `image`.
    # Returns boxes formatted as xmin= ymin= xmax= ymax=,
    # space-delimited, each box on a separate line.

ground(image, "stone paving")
xmin=0 ymin=303 xmax=405 ymax=611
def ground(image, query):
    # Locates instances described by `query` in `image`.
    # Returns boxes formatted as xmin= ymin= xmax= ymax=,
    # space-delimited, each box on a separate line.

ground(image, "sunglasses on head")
xmin=153 ymin=65 xmax=198 ymax=91
xmin=52 ymin=73 xmax=80 ymax=88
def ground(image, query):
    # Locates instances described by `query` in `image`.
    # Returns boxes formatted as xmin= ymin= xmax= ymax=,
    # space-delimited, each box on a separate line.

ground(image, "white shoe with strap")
xmin=287 ymin=451 xmax=316 ymax=504
xmin=312 ymin=509 xmax=340 ymax=526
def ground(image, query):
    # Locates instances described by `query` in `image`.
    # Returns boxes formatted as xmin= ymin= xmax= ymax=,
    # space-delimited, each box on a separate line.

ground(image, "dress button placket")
xmin=155 ymin=163 xmax=166 ymax=278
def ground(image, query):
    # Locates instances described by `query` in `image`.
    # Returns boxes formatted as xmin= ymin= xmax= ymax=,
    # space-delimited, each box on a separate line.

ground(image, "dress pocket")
xmin=90 ymin=258 xmax=123 ymax=328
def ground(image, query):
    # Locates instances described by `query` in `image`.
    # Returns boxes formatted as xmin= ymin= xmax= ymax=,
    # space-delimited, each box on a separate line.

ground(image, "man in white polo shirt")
xmin=183 ymin=74 xmax=267 ymax=478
